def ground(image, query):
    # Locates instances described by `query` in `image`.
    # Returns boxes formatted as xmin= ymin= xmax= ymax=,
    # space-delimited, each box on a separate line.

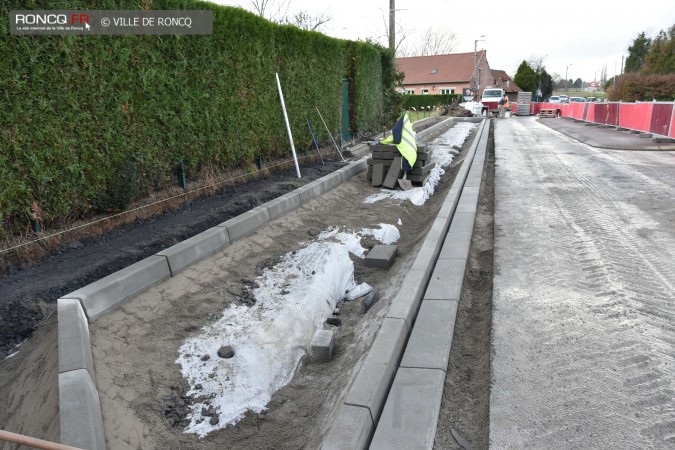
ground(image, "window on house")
xmin=440 ymin=89 xmax=455 ymax=94
xmin=421 ymin=89 xmax=429 ymax=95
xmin=405 ymin=90 xmax=415 ymax=95
xmin=431 ymin=69 xmax=438 ymax=74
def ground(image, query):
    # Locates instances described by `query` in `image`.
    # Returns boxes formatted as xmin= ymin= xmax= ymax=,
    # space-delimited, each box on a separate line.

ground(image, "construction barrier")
xmin=512 ymin=100 xmax=675 ymax=138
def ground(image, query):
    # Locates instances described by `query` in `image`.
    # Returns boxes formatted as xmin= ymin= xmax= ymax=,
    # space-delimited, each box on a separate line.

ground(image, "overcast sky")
xmin=209 ymin=0 xmax=674 ymax=82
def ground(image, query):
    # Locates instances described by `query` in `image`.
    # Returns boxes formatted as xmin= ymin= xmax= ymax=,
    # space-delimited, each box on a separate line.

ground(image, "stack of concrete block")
xmin=366 ymin=144 xmax=434 ymax=188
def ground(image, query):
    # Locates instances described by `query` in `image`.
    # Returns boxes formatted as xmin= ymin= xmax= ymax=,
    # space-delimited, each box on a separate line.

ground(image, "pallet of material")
xmin=367 ymin=143 xmax=432 ymax=188
xmin=539 ymin=109 xmax=557 ymax=118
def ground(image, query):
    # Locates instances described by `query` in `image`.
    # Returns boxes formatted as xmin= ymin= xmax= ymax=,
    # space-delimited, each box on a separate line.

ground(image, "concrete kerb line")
xmin=54 ymin=156 xmax=370 ymax=449
xmin=321 ymin=119 xmax=489 ymax=449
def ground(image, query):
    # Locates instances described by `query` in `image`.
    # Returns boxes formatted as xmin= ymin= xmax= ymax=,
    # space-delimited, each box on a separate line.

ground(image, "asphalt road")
xmin=490 ymin=116 xmax=675 ymax=448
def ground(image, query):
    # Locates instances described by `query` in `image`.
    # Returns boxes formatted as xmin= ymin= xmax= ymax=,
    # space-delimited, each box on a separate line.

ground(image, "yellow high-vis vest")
xmin=380 ymin=113 xmax=417 ymax=169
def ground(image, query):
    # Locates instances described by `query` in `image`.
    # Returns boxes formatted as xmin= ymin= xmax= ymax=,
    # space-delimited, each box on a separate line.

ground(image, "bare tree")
xmin=379 ymin=8 xmax=409 ymax=53
xmin=284 ymin=10 xmax=331 ymax=31
xmin=398 ymin=27 xmax=457 ymax=57
xmin=249 ymin=0 xmax=290 ymax=23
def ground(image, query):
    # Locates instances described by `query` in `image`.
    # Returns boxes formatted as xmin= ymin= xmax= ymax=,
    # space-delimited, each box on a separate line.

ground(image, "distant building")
xmin=396 ymin=51 xmax=521 ymax=102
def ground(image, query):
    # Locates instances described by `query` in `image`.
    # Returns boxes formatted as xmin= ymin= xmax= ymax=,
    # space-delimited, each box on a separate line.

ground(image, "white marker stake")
xmin=275 ymin=73 xmax=301 ymax=178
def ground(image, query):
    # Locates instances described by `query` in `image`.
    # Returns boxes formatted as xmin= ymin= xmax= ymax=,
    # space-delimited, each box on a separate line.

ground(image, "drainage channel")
xmin=321 ymin=119 xmax=490 ymax=449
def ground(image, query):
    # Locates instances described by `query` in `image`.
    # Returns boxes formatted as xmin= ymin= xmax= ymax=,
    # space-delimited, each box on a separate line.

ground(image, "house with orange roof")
xmin=396 ymin=51 xmax=522 ymax=102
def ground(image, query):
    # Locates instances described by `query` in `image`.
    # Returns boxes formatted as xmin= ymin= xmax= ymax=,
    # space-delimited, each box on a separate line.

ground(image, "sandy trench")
xmin=0 ymin=119 xmax=484 ymax=450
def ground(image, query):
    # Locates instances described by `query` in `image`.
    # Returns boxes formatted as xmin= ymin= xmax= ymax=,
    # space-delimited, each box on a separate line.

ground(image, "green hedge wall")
xmin=0 ymin=0 xmax=396 ymax=236
xmin=401 ymin=94 xmax=462 ymax=110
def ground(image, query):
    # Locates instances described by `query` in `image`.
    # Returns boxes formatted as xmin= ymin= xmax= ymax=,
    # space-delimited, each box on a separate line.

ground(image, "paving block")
xmin=321 ymin=404 xmax=373 ymax=450
xmin=265 ymin=192 xmax=301 ymax=220
xmin=361 ymin=287 xmax=380 ymax=313
xmin=464 ymin=171 xmax=483 ymax=188
xmin=336 ymin=162 xmax=359 ymax=181
xmin=400 ymin=300 xmax=459 ymax=370
xmin=364 ymin=244 xmax=397 ymax=269
xmin=423 ymin=258 xmax=467 ymax=301
xmin=219 ymin=206 xmax=271 ymax=242
xmin=296 ymin=180 xmax=324 ymax=204
xmin=438 ymin=231 xmax=472 ymax=261
xmin=64 ymin=255 xmax=171 ymax=321
xmin=386 ymin=268 xmax=428 ymax=329
xmin=157 ymin=226 xmax=231 ymax=275
xmin=409 ymin=162 xmax=435 ymax=175
xmin=59 ymin=369 xmax=106 ymax=450
xmin=58 ymin=298 xmax=94 ymax=377
xmin=410 ymin=219 xmax=450 ymax=280
xmin=371 ymin=163 xmax=385 ymax=187
xmin=318 ymin=171 xmax=343 ymax=192
xmin=344 ymin=318 xmax=407 ymax=421
xmin=382 ymin=157 xmax=402 ymax=189
xmin=448 ymin=211 xmax=477 ymax=235
xmin=436 ymin=186 xmax=461 ymax=219
xmin=457 ymin=186 xmax=479 ymax=211
xmin=310 ymin=329 xmax=334 ymax=363
xmin=369 ymin=368 xmax=445 ymax=450
xmin=355 ymin=156 xmax=371 ymax=172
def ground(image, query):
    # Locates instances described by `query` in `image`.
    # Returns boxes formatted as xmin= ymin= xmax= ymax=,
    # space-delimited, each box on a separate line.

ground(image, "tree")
xmin=514 ymin=60 xmax=538 ymax=93
xmin=573 ymin=78 xmax=582 ymax=88
xmin=397 ymin=27 xmax=457 ymax=57
xmin=643 ymin=24 xmax=675 ymax=74
xmin=284 ymin=10 xmax=330 ymax=31
xmin=539 ymin=68 xmax=553 ymax=99
xmin=625 ymin=32 xmax=651 ymax=73
xmin=249 ymin=0 xmax=290 ymax=22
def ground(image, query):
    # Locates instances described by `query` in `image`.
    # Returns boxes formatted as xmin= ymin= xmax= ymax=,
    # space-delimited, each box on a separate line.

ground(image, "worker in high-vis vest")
xmin=380 ymin=113 xmax=417 ymax=171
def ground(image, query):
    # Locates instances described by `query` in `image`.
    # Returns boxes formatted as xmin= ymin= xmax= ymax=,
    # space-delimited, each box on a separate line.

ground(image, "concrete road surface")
xmin=490 ymin=117 xmax=675 ymax=448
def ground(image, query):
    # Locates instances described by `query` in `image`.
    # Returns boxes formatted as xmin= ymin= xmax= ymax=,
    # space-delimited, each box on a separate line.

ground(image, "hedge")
xmin=0 ymin=0 xmax=399 ymax=237
xmin=609 ymin=73 xmax=675 ymax=102
xmin=401 ymin=94 xmax=462 ymax=110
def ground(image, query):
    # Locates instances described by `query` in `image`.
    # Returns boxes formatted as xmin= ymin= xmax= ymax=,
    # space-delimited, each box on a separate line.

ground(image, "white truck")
xmin=481 ymin=87 xmax=505 ymax=117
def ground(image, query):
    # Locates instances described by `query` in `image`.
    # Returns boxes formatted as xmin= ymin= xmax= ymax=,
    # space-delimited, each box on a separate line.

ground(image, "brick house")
xmin=396 ymin=51 xmax=521 ymax=101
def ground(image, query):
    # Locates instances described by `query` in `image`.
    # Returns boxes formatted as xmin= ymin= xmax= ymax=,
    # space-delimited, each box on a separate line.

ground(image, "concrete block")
xmin=321 ymin=404 xmax=373 ymax=450
xmin=382 ymin=156 xmax=402 ymax=189
xmin=58 ymin=299 xmax=94 ymax=377
xmin=310 ymin=329 xmax=334 ymax=363
xmin=59 ymin=369 xmax=106 ymax=450
xmin=369 ymin=368 xmax=445 ymax=450
xmin=336 ymin=163 xmax=359 ymax=181
xmin=409 ymin=162 xmax=435 ymax=175
xmin=344 ymin=318 xmax=407 ymax=421
xmin=296 ymin=180 xmax=324 ymax=204
xmin=318 ymin=171 xmax=343 ymax=192
xmin=361 ymin=287 xmax=380 ymax=313
xmin=456 ymin=187 xmax=479 ymax=212
xmin=219 ymin=206 xmax=271 ymax=242
xmin=400 ymin=300 xmax=459 ymax=370
xmin=423 ymin=258 xmax=467 ymax=301
xmin=639 ymin=132 xmax=653 ymax=138
xmin=386 ymin=269 xmax=428 ymax=329
xmin=410 ymin=220 xmax=450 ymax=280
xmin=464 ymin=171 xmax=483 ymax=188
xmin=448 ymin=211 xmax=476 ymax=235
xmin=438 ymin=232 xmax=472 ymax=261
xmin=364 ymin=245 xmax=397 ymax=269
xmin=265 ymin=192 xmax=301 ymax=220
xmin=64 ymin=255 xmax=171 ymax=321
xmin=157 ymin=226 xmax=231 ymax=275
xmin=354 ymin=158 xmax=368 ymax=173
xmin=371 ymin=163 xmax=385 ymax=187
xmin=437 ymin=186 xmax=461 ymax=219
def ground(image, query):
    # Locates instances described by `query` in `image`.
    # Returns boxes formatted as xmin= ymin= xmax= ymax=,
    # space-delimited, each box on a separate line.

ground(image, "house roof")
xmin=491 ymin=69 xmax=523 ymax=93
xmin=396 ymin=51 xmax=482 ymax=85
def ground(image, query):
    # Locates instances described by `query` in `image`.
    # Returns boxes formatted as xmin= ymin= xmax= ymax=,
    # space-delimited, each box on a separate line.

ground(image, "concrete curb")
xmin=321 ymin=119 xmax=489 ymax=449
xmin=55 ymin=156 xmax=370 ymax=449
xmin=370 ymin=119 xmax=489 ymax=449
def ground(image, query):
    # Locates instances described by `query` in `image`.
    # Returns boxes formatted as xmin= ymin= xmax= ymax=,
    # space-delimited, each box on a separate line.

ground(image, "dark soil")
xmin=0 ymin=159 xmax=343 ymax=359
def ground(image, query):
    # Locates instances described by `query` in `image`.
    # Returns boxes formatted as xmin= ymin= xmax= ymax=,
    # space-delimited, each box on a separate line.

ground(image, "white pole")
xmin=275 ymin=72 xmax=301 ymax=179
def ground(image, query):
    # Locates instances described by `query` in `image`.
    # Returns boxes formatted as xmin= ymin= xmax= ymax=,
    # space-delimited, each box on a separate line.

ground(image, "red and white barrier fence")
xmin=512 ymin=101 xmax=675 ymax=138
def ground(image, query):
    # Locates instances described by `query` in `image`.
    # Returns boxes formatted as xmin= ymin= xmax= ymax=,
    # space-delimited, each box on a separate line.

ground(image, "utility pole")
xmin=389 ymin=0 xmax=395 ymax=52
xmin=473 ymin=36 xmax=486 ymax=97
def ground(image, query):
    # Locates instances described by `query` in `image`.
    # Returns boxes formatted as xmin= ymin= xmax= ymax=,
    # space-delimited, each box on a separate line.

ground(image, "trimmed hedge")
xmin=401 ymin=94 xmax=462 ymax=110
xmin=609 ymin=73 xmax=675 ymax=101
xmin=0 ymin=0 xmax=397 ymax=236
